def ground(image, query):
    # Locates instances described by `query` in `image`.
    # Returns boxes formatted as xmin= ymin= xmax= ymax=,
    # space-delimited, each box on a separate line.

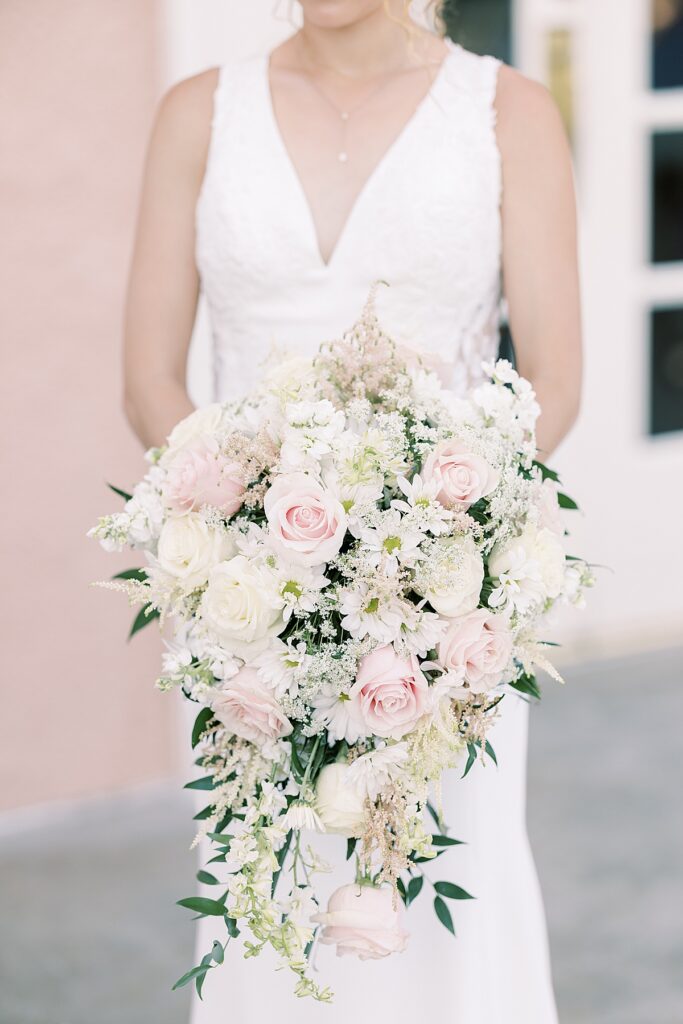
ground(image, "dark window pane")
xmin=650 ymin=308 xmax=683 ymax=435
xmin=652 ymin=132 xmax=683 ymax=263
xmin=442 ymin=0 xmax=513 ymax=64
xmin=652 ymin=0 xmax=683 ymax=89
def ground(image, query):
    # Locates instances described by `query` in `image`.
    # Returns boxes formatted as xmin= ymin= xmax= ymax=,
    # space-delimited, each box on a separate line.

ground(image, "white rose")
xmin=155 ymin=513 xmax=233 ymax=592
xmin=315 ymin=763 xmax=367 ymax=837
xmin=422 ymin=536 xmax=484 ymax=618
xmin=200 ymin=555 xmax=285 ymax=658
xmin=162 ymin=404 xmax=226 ymax=460
xmin=488 ymin=524 xmax=565 ymax=613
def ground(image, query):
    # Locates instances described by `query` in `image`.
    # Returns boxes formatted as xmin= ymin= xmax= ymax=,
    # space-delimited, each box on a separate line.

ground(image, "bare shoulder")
xmin=149 ymin=68 xmax=220 ymax=179
xmin=494 ymin=64 xmax=570 ymax=162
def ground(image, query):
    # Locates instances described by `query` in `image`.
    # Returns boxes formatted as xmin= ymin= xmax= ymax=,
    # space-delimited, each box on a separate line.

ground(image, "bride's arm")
xmin=496 ymin=66 xmax=583 ymax=459
xmin=123 ymin=70 xmax=219 ymax=449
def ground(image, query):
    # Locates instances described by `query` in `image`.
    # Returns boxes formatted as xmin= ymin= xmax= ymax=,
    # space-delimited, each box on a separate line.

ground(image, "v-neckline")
xmin=262 ymin=47 xmax=455 ymax=270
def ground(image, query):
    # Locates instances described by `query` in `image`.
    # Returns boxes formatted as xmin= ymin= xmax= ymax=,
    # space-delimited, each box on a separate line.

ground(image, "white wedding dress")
xmin=188 ymin=40 xmax=559 ymax=1023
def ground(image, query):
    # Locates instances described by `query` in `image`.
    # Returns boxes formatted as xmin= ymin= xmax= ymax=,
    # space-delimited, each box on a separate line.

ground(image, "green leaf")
xmin=172 ymin=963 xmax=212 ymax=991
xmin=484 ymin=740 xmax=497 ymax=767
xmin=557 ymin=492 xmax=579 ymax=511
xmin=196 ymin=952 xmax=214 ymax=999
xmin=206 ymin=853 xmax=227 ymax=865
xmin=192 ymin=707 xmax=215 ymax=749
xmin=431 ymin=834 xmax=464 ymax=848
xmin=462 ymin=742 xmax=477 ymax=779
xmin=193 ymin=805 xmax=214 ymax=821
xmin=225 ymin=915 xmax=240 ymax=938
xmin=346 ymin=838 xmax=357 ymax=861
xmin=113 ymin=567 xmax=147 ymax=582
xmin=107 ymin=482 xmax=133 ymax=502
xmin=185 ymin=776 xmax=217 ymax=792
xmin=434 ymin=880 xmax=474 ymax=900
xmin=197 ymin=870 xmax=220 ymax=886
xmin=271 ymin=829 xmax=293 ymax=897
xmin=177 ymin=896 xmax=227 ymax=917
xmin=433 ymin=895 xmax=456 ymax=936
xmin=532 ymin=460 xmax=560 ymax=483
xmin=406 ymin=876 xmax=424 ymax=906
xmin=206 ymin=833 xmax=233 ymax=848
xmin=510 ymin=674 xmax=542 ymax=700
xmin=128 ymin=603 xmax=160 ymax=640
xmin=211 ymin=941 xmax=224 ymax=965
xmin=426 ymin=801 xmax=443 ymax=830
xmin=396 ymin=877 xmax=407 ymax=904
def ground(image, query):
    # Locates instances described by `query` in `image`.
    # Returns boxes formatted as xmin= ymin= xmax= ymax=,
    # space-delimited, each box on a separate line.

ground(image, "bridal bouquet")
xmin=90 ymin=291 xmax=592 ymax=1000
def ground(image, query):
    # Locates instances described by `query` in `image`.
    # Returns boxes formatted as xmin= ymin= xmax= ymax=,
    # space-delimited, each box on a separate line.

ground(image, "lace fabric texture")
xmin=195 ymin=43 xmax=503 ymax=402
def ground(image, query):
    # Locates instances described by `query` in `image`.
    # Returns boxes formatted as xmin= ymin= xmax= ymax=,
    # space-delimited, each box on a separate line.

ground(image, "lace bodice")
xmin=196 ymin=42 xmax=502 ymax=402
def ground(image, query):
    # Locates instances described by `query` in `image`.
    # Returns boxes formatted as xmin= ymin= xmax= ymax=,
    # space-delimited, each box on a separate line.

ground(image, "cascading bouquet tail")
xmin=90 ymin=287 xmax=594 ymax=1000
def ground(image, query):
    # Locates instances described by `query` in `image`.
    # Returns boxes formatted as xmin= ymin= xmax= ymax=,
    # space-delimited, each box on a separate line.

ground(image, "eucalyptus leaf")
xmin=184 ymin=776 xmax=217 ymax=792
xmin=431 ymin=834 xmax=464 ymax=848
xmin=558 ymin=492 xmax=579 ymax=510
xmin=191 ymin=707 xmax=215 ymax=749
xmin=113 ymin=567 xmax=147 ymax=582
xmin=434 ymin=880 xmax=474 ymax=900
xmin=128 ymin=603 xmax=160 ymax=640
xmin=177 ymin=896 xmax=227 ymax=917
xmin=107 ymin=482 xmax=133 ymax=502
xmin=407 ymin=875 xmax=424 ymax=905
xmin=346 ymin=837 xmax=357 ymax=861
xmin=197 ymin=870 xmax=220 ymax=885
xmin=172 ymin=964 xmax=212 ymax=991
xmin=211 ymin=941 xmax=224 ymax=964
xmin=433 ymin=895 xmax=456 ymax=936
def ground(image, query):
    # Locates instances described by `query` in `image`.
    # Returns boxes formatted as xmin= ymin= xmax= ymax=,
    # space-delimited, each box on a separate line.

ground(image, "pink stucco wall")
xmin=0 ymin=1 xmax=179 ymax=810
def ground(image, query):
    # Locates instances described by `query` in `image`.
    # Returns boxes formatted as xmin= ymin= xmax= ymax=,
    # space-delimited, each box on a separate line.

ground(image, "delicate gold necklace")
xmin=296 ymin=38 xmax=432 ymax=165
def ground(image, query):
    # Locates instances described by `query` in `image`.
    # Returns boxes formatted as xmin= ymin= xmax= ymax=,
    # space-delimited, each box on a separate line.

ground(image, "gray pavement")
xmin=1 ymin=647 xmax=681 ymax=1024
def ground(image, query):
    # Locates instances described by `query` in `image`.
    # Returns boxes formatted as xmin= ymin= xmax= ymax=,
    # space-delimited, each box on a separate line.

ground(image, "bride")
xmin=123 ymin=1 xmax=581 ymax=1021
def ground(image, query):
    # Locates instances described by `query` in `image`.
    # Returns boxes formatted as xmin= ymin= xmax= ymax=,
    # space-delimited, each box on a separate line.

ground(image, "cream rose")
xmin=155 ymin=513 xmax=232 ymax=592
xmin=312 ymin=884 xmax=409 ymax=960
xmin=422 ymin=535 xmax=484 ymax=617
xmin=162 ymin=404 xmax=226 ymax=459
xmin=264 ymin=473 xmax=347 ymax=567
xmin=211 ymin=666 xmax=292 ymax=743
xmin=422 ymin=438 xmax=499 ymax=510
xmin=163 ymin=439 xmax=245 ymax=517
xmin=315 ymin=763 xmax=367 ymax=837
xmin=349 ymin=646 xmax=428 ymax=740
xmin=438 ymin=608 xmax=513 ymax=693
xmin=200 ymin=555 xmax=285 ymax=658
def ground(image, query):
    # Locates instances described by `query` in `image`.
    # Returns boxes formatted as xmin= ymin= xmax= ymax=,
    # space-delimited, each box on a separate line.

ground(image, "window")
xmin=442 ymin=0 xmax=513 ymax=64
xmin=651 ymin=131 xmax=683 ymax=263
xmin=652 ymin=0 xmax=683 ymax=90
xmin=650 ymin=307 xmax=683 ymax=434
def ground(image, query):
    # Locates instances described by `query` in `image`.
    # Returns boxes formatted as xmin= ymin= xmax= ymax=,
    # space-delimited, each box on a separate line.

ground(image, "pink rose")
xmin=163 ymin=438 xmax=245 ymax=516
xmin=438 ymin=609 xmax=512 ymax=693
xmin=422 ymin=438 xmax=499 ymax=510
xmin=350 ymin=646 xmax=428 ymax=740
xmin=312 ymin=884 xmax=409 ymax=960
xmin=210 ymin=666 xmax=292 ymax=743
xmin=264 ymin=473 xmax=347 ymax=567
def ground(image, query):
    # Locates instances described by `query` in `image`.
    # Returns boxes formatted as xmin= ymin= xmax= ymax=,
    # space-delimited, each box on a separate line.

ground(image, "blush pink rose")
xmin=210 ymin=666 xmax=292 ymax=744
xmin=163 ymin=438 xmax=245 ymax=516
xmin=422 ymin=438 xmax=499 ymax=510
xmin=350 ymin=646 xmax=428 ymax=740
xmin=438 ymin=608 xmax=513 ymax=693
xmin=264 ymin=472 xmax=347 ymax=567
xmin=312 ymin=884 xmax=409 ymax=960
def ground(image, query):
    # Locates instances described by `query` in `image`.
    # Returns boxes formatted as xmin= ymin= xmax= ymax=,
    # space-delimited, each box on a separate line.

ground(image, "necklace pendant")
xmin=338 ymin=151 xmax=349 ymax=164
